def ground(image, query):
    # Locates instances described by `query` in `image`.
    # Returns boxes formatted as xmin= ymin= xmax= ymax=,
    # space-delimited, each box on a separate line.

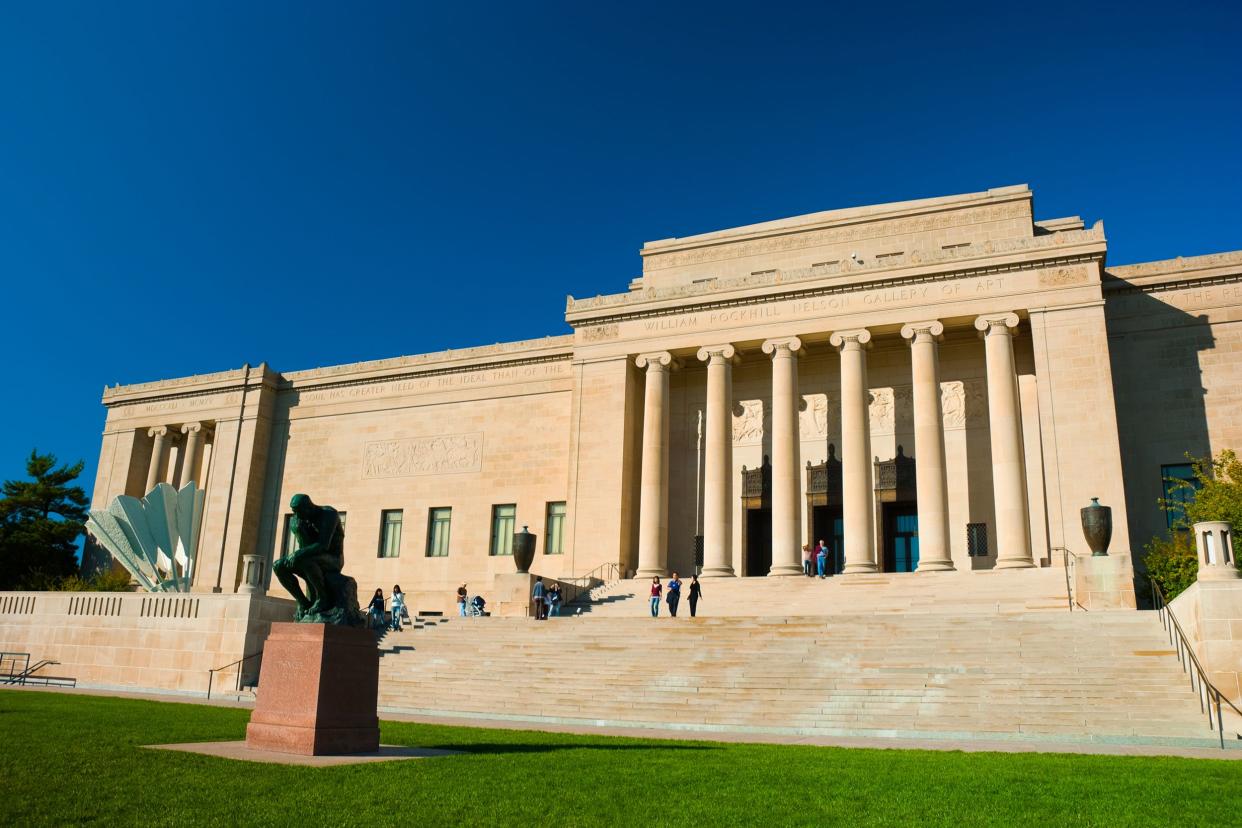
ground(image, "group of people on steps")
xmin=648 ymin=573 xmax=701 ymax=618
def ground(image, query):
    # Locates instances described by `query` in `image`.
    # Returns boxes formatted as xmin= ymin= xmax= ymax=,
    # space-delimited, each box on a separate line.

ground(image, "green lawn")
xmin=1 ymin=691 xmax=1239 ymax=826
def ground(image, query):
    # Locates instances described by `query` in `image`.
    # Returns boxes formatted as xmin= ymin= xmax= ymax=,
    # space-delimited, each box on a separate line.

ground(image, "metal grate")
xmin=967 ymin=522 xmax=989 ymax=557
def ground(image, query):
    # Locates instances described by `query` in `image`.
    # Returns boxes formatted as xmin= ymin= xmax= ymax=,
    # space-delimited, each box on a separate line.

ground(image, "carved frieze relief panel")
xmin=800 ymin=393 xmax=829 ymax=440
xmin=732 ymin=400 xmax=766 ymax=445
xmin=362 ymin=433 xmax=484 ymax=479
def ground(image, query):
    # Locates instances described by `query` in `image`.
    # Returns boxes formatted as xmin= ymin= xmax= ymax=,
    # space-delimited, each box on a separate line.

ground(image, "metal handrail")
xmin=206 ymin=649 xmax=263 ymax=700
xmin=561 ymin=561 xmax=623 ymax=604
xmin=1151 ymin=581 xmax=1242 ymax=749
xmin=1056 ymin=547 xmax=1088 ymax=612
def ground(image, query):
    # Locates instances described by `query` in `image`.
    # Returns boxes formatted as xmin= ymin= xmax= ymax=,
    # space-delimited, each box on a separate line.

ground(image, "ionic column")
xmin=636 ymin=352 xmax=675 ymax=578
xmin=831 ymin=329 xmax=877 ymax=574
xmin=974 ymin=313 xmax=1034 ymax=568
xmin=697 ymin=344 xmax=736 ymax=577
xmin=179 ymin=422 xmax=204 ymax=488
xmin=900 ymin=321 xmax=953 ymax=572
xmin=762 ymin=337 xmax=804 ymax=576
xmin=145 ymin=426 xmax=169 ymax=493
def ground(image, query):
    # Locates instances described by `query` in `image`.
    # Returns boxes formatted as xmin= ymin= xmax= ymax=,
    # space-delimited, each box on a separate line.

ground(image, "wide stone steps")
xmin=373 ymin=603 xmax=1231 ymax=745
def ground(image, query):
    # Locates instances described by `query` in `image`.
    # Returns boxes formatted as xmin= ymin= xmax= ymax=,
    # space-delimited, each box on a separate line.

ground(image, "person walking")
xmin=688 ymin=575 xmax=702 ymax=617
xmin=667 ymin=572 xmax=682 ymax=617
xmin=367 ymin=588 xmax=386 ymax=630
xmin=390 ymin=585 xmax=406 ymax=632
xmin=548 ymin=583 xmax=562 ymax=617
xmin=802 ymin=543 xmax=813 ymax=577
xmin=649 ymin=576 xmax=662 ymax=617
xmin=816 ymin=541 xmax=827 ymax=578
xmin=456 ymin=584 xmax=468 ymax=617
xmin=532 ymin=576 xmax=546 ymax=620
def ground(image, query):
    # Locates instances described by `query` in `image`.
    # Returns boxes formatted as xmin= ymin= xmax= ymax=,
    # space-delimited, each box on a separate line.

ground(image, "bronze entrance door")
xmin=744 ymin=508 xmax=772 ymax=576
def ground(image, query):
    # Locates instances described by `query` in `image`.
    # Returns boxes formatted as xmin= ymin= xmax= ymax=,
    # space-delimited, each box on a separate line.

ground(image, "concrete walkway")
xmin=6 ymin=684 xmax=1241 ymax=761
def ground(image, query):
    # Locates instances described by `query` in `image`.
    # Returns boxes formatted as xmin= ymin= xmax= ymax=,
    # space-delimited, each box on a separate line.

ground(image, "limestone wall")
xmin=0 ymin=591 xmax=294 ymax=696
xmin=1168 ymin=579 xmax=1242 ymax=704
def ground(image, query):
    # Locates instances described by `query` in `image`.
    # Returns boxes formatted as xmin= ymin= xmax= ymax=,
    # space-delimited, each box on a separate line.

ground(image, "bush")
xmin=54 ymin=569 xmax=135 ymax=592
xmin=1143 ymin=532 xmax=1199 ymax=601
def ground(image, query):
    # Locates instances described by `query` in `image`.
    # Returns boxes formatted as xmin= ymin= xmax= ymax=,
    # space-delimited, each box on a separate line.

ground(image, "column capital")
xmin=147 ymin=425 xmax=169 ymax=438
xmin=761 ymin=336 xmax=802 ymax=356
xmin=635 ymin=351 xmax=677 ymax=370
xmin=829 ymin=328 xmax=872 ymax=350
xmin=974 ymin=312 xmax=1020 ymax=336
xmin=900 ymin=320 xmax=945 ymax=343
xmin=180 ymin=422 xmax=203 ymax=435
xmin=696 ymin=343 xmax=737 ymax=364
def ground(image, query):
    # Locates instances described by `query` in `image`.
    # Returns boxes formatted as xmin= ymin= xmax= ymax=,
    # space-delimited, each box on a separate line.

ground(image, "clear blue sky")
xmin=1 ymin=1 xmax=1239 ymax=497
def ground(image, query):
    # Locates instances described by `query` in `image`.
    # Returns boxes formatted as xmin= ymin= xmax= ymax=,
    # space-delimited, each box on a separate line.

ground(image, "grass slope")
xmin=1 ymin=691 xmax=1239 ymax=826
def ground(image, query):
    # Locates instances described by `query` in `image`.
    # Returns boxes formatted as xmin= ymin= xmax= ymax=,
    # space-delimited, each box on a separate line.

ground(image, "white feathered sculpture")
xmin=85 ymin=481 xmax=205 ymax=592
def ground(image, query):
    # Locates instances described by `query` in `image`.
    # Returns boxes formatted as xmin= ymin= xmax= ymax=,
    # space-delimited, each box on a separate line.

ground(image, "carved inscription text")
xmin=363 ymin=433 xmax=484 ymax=479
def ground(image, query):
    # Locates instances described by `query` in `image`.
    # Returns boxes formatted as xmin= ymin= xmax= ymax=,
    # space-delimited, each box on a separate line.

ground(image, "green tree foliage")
xmin=1143 ymin=532 xmax=1199 ymax=601
xmin=1179 ymin=448 xmax=1242 ymax=535
xmin=0 ymin=450 xmax=88 ymax=590
xmin=1147 ymin=448 xmax=1242 ymax=600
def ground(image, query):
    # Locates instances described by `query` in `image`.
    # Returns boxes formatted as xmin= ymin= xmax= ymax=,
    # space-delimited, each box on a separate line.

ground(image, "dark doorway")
xmin=744 ymin=508 xmax=772 ymax=576
xmin=811 ymin=505 xmax=844 ymax=575
xmin=882 ymin=503 xmax=920 ymax=573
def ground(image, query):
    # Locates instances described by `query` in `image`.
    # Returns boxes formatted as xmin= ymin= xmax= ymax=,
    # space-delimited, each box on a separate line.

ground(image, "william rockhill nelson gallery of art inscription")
xmin=85 ymin=184 xmax=1242 ymax=609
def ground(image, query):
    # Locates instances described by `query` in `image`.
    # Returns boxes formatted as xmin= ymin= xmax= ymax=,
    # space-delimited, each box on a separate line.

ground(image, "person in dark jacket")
xmin=666 ymin=572 xmax=683 ymax=617
xmin=688 ymin=575 xmax=702 ymax=617
xmin=367 ymin=588 xmax=386 ymax=630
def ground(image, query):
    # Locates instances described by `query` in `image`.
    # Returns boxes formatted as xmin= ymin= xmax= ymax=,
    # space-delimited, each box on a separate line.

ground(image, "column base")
xmin=699 ymin=566 xmax=735 ymax=577
xmin=916 ymin=560 xmax=956 ymax=572
xmin=842 ymin=563 xmax=878 ymax=575
xmin=767 ymin=565 xmax=805 ymax=577
xmin=635 ymin=567 xmax=666 ymax=579
xmin=995 ymin=557 xmax=1036 ymax=570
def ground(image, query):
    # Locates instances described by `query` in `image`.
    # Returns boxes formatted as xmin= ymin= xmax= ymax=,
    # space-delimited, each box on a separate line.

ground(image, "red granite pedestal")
xmin=245 ymin=622 xmax=380 ymax=755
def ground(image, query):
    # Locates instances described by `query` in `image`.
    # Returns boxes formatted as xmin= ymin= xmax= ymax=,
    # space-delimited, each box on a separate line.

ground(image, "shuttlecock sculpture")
xmin=85 ymin=481 xmax=205 ymax=592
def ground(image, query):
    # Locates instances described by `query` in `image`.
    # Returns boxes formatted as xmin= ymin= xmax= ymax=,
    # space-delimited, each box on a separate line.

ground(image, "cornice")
xmin=569 ymin=224 xmax=1105 ymax=324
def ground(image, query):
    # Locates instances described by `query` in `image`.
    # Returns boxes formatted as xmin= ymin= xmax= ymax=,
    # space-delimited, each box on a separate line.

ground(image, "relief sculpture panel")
xmin=362 ymin=433 xmax=484 ymax=479
xmin=732 ymin=400 xmax=766 ymax=445
xmin=800 ymin=393 xmax=828 ymax=440
xmin=940 ymin=380 xmax=989 ymax=430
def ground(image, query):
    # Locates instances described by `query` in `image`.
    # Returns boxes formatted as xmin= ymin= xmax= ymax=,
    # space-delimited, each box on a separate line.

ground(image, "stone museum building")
xmin=86 ymin=185 xmax=1242 ymax=603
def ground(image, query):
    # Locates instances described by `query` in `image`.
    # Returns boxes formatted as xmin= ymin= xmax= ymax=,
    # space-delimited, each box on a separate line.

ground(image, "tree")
xmin=1180 ymin=448 xmax=1242 ymax=536
xmin=0 ymin=450 xmax=89 ymax=590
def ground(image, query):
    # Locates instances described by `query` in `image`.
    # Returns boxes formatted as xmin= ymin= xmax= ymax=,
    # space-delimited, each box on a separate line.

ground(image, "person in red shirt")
xmin=649 ymin=576 xmax=662 ymax=617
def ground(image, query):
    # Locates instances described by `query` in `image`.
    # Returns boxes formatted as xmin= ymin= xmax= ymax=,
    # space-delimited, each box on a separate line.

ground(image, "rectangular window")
xmin=426 ymin=507 xmax=452 ymax=557
xmin=281 ymin=514 xmax=297 ymax=558
xmin=1161 ymin=463 xmax=1200 ymax=529
xmin=544 ymin=502 xmax=566 ymax=555
xmin=490 ymin=504 xmax=516 ymax=556
xmin=967 ymin=523 xmax=988 ymax=557
xmin=378 ymin=510 xmax=403 ymax=558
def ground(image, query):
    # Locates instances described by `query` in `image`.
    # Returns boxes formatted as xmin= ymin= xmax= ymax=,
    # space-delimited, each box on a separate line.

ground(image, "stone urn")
xmin=1080 ymin=497 xmax=1112 ymax=557
xmin=512 ymin=526 xmax=537 ymax=573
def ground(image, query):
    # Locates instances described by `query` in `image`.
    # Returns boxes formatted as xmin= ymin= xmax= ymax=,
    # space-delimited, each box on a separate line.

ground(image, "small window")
xmin=545 ymin=502 xmax=566 ymax=555
xmin=426 ymin=507 xmax=452 ymax=557
xmin=750 ymin=269 xmax=777 ymax=277
xmin=876 ymin=251 xmax=904 ymax=260
xmin=941 ymin=242 xmax=972 ymax=251
xmin=1161 ymin=463 xmax=1200 ymax=529
xmin=967 ymin=523 xmax=988 ymax=557
xmin=490 ymin=504 xmax=516 ymax=556
xmin=378 ymin=510 xmax=403 ymax=558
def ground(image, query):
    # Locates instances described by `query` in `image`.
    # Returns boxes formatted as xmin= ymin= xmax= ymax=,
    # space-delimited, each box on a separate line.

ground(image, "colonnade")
xmin=145 ymin=422 xmax=212 ymax=494
xmin=633 ymin=314 xmax=1034 ymax=577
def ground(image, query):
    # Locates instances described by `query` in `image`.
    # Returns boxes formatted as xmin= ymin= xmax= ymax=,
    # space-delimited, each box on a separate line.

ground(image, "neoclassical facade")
xmin=87 ymin=185 xmax=1242 ymax=603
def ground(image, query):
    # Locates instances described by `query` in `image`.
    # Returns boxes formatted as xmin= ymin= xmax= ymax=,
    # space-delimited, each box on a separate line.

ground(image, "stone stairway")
xmin=571 ymin=569 xmax=1073 ymax=617
xmin=375 ymin=572 xmax=1240 ymax=746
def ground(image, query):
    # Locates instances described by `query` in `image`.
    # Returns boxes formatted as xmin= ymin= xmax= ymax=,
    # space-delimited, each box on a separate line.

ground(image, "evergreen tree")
xmin=0 ymin=450 xmax=89 ymax=589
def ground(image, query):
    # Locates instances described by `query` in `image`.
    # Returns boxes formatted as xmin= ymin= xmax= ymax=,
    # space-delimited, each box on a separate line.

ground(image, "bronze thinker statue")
xmin=272 ymin=493 xmax=365 ymax=626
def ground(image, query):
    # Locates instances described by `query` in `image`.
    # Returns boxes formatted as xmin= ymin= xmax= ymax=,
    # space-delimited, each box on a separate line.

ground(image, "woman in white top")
xmin=390 ymin=584 xmax=407 ymax=632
